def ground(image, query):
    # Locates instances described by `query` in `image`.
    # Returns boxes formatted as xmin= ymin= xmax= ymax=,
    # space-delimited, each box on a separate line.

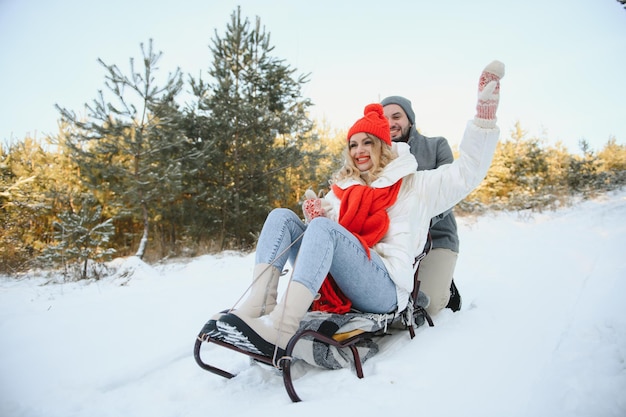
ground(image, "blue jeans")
xmin=255 ymin=208 xmax=397 ymax=313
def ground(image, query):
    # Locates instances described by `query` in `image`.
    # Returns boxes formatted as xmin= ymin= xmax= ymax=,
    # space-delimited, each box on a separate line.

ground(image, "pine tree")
xmin=568 ymin=140 xmax=599 ymax=197
xmin=596 ymin=137 xmax=626 ymax=190
xmin=188 ymin=7 xmax=314 ymax=248
xmin=39 ymin=197 xmax=116 ymax=280
xmin=0 ymin=138 xmax=55 ymax=272
xmin=56 ymin=39 xmax=186 ymax=259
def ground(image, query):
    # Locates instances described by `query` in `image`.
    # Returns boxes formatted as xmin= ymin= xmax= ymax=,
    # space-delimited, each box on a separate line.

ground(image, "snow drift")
xmin=1 ymin=190 xmax=625 ymax=417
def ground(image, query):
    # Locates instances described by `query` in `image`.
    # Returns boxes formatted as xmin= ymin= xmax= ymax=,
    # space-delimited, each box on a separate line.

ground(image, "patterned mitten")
xmin=474 ymin=60 xmax=505 ymax=129
xmin=302 ymin=189 xmax=325 ymax=223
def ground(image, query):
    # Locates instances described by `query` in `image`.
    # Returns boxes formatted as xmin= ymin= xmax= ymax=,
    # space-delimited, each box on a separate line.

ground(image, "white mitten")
xmin=302 ymin=189 xmax=325 ymax=223
xmin=474 ymin=60 xmax=505 ymax=129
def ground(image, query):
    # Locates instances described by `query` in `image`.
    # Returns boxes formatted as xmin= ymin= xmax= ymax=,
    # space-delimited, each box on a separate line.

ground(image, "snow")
xmin=1 ymin=190 xmax=626 ymax=417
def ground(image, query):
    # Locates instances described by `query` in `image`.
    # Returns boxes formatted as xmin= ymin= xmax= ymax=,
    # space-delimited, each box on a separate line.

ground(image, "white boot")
xmin=209 ymin=263 xmax=280 ymax=319
xmin=202 ymin=263 xmax=280 ymax=338
xmin=235 ymin=263 xmax=280 ymax=317
xmin=217 ymin=282 xmax=315 ymax=357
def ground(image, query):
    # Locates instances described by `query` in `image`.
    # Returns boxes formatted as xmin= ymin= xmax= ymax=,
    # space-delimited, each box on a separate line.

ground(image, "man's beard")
xmin=392 ymin=125 xmax=411 ymax=143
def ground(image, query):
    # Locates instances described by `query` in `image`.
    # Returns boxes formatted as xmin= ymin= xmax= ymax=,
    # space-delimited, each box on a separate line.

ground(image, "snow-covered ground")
xmin=1 ymin=190 xmax=625 ymax=417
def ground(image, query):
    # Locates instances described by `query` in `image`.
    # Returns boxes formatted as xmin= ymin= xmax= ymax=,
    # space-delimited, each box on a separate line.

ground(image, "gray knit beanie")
xmin=381 ymin=96 xmax=415 ymax=125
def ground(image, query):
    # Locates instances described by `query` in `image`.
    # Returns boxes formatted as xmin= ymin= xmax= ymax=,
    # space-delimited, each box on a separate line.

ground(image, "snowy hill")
xmin=1 ymin=190 xmax=625 ymax=417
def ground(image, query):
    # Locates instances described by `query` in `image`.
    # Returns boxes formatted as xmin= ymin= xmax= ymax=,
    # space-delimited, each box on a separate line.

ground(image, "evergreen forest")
xmin=1 ymin=7 xmax=625 ymax=279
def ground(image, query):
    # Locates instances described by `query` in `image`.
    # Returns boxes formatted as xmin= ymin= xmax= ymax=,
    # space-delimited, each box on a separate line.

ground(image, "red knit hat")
xmin=347 ymin=103 xmax=391 ymax=146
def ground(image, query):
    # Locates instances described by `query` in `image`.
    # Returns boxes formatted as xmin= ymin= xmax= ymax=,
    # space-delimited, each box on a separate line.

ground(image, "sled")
xmin=194 ymin=238 xmax=434 ymax=402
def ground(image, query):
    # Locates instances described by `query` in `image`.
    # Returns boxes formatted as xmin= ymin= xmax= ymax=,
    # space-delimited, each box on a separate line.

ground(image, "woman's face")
xmin=348 ymin=132 xmax=378 ymax=172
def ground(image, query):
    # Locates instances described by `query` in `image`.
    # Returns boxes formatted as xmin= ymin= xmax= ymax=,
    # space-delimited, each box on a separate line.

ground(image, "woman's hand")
xmin=302 ymin=189 xmax=326 ymax=223
xmin=474 ymin=60 xmax=505 ymax=129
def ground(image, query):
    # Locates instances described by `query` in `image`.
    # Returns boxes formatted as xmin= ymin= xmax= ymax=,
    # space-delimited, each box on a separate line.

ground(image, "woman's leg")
xmin=217 ymin=216 xmax=397 ymax=355
xmin=215 ymin=208 xmax=305 ymax=319
xmin=254 ymin=211 xmax=396 ymax=312
xmin=292 ymin=217 xmax=397 ymax=314
xmin=254 ymin=208 xmax=306 ymax=270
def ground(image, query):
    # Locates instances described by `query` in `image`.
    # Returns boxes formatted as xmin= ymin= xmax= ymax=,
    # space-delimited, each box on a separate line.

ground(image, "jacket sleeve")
xmin=436 ymin=137 xmax=454 ymax=166
xmin=416 ymin=121 xmax=499 ymax=219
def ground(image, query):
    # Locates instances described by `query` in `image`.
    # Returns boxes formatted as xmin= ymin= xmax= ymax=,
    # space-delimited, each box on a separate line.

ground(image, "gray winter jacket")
xmin=404 ymin=126 xmax=460 ymax=253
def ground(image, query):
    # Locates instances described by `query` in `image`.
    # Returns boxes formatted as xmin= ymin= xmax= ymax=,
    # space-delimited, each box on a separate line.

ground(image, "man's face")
xmin=383 ymin=104 xmax=411 ymax=142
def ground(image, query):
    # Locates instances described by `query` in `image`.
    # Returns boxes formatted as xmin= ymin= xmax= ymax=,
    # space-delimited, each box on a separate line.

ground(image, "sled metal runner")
xmin=194 ymin=235 xmax=434 ymax=402
xmin=194 ymin=303 xmax=433 ymax=402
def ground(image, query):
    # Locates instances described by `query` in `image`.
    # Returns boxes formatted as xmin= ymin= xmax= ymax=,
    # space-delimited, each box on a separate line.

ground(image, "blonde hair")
xmin=331 ymin=134 xmax=395 ymax=185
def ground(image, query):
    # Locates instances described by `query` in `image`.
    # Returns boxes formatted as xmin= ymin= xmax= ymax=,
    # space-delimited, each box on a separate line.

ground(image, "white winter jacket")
xmin=323 ymin=121 xmax=499 ymax=313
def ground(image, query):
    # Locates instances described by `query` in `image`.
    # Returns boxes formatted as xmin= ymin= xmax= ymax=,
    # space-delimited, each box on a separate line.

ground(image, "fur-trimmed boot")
xmin=200 ymin=263 xmax=280 ymax=339
xmin=216 ymin=281 xmax=315 ymax=357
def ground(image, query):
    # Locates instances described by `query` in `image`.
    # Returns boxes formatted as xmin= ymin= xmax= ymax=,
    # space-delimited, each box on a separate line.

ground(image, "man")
xmin=382 ymin=96 xmax=462 ymax=315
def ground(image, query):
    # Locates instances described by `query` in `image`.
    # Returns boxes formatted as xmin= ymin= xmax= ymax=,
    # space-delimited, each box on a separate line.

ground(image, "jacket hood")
xmin=370 ymin=142 xmax=417 ymax=188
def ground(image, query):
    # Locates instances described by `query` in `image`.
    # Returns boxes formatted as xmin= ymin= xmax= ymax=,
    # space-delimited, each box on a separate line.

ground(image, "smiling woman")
xmin=202 ymin=102 xmax=419 ymax=359
xmin=201 ymin=60 xmax=506 ymax=368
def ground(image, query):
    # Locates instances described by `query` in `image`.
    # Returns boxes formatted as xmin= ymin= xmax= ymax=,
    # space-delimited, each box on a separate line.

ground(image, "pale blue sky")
xmin=1 ymin=0 xmax=625 ymax=152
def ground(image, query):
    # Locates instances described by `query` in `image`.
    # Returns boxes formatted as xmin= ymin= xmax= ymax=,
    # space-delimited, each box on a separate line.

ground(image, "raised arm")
xmin=416 ymin=60 xmax=506 ymax=218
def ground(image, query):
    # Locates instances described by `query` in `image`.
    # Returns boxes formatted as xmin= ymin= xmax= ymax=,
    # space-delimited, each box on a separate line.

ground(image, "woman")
xmin=209 ymin=60 xmax=505 ymax=359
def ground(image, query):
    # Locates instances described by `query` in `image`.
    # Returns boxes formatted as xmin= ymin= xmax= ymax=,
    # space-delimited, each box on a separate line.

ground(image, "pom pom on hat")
xmin=347 ymin=103 xmax=391 ymax=146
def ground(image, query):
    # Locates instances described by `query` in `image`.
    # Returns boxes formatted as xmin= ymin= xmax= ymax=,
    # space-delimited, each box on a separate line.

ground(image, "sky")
xmin=1 ymin=0 xmax=625 ymax=153
xmin=1 ymin=189 xmax=625 ymax=416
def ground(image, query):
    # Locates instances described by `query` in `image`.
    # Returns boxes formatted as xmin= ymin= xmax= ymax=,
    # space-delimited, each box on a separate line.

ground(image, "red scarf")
xmin=311 ymin=180 xmax=402 ymax=314
xmin=332 ymin=180 xmax=402 ymax=258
